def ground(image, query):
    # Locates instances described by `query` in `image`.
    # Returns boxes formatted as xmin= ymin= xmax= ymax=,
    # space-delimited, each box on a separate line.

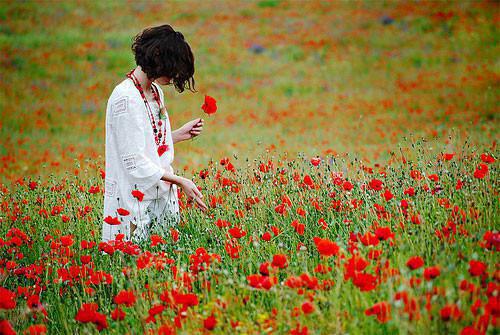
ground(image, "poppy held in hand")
xmin=202 ymin=95 xmax=217 ymax=115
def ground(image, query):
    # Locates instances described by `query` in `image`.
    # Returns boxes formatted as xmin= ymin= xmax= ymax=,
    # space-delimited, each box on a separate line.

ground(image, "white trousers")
xmin=131 ymin=187 xmax=180 ymax=244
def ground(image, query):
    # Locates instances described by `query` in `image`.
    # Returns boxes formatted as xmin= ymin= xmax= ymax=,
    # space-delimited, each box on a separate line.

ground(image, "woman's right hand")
xmin=178 ymin=177 xmax=208 ymax=212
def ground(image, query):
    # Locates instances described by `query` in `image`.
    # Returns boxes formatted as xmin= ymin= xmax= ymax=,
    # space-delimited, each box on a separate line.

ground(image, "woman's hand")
xmin=172 ymin=118 xmax=204 ymax=143
xmin=178 ymin=177 xmax=208 ymax=212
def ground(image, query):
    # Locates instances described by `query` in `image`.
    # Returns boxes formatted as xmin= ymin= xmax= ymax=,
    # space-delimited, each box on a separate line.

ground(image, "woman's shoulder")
xmin=109 ymin=79 xmax=140 ymax=102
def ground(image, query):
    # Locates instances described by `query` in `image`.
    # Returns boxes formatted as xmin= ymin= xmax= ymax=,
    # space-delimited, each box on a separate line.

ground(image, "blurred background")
xmin=0 ymin=0 xmax=498 ymax=184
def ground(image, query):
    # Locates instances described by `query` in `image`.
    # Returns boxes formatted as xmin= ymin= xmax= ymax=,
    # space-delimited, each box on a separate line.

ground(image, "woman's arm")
xmin=161 ymin=170 xmax=208 ymax=211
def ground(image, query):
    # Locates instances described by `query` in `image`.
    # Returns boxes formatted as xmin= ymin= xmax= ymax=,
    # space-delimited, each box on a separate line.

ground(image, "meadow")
xmin=0 ymin=1 xmax=498 ymax=334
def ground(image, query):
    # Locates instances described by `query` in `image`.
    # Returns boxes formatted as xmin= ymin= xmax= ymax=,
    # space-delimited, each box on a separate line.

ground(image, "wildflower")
xmin=406 ymin=256 xmax=424 ymax=270
xmin=116 ymin=208 xmax=130 ymax=216
xmin=203 ymin=314 xmax=217 ymax=330
xmin=301 ymin=301 xmax=314 ymax=314
xmin=0 ymin=287 xmax=16 ymax=309
xmin=104 ymin=216 xmax=121 ymax=225
xmin=365 ymin=301 xmax=391 ymax=323
xmin=313 ymin=237 xmax=339 ymax=257
xmin=201 ymin=95 xmax=217 ymax=115
xmin=114 ymin=290 xmax=136 ymax=307
xmin=131 ymin=189 xmax=144 ymax=201
xmin=272 ymin=254 xmax=288 ymax=269
xmin=423 ymin=266 xmax=440 ymax=280
xmin=468 ymin=260 xmax=487 ymax=277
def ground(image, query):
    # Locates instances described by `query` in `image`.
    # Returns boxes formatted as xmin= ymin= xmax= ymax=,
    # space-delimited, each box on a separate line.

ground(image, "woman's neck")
xmin=132 ymin=66 xmax=153 ymax=92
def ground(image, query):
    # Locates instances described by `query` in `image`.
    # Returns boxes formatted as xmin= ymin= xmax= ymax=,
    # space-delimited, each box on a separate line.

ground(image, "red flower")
xmin=406 ymin=256 xmax=424 ymax=270
xmin=342 ymin=181 xmax=353 ymax=191
xmin=131 ymin=189 xmax=144 ymax=201
xmin=157 ymin=144 xmax=169 ymax=157
xmin=261 ymin=232 xmax=272 ymax=241
xmin=111 ymin=307 xmax=126 ymax=321
xmin=271 ymin=254 xmax=288 ymax=269
xmin=303 ymin=175 xmax=314 ymax=187
xmin=443 ymin=153 xmax=455 ymax=161
xmin=114 ymin=290 xmax=136 ymax=307
xmin=291 ymin=220 xmax=305 ymax=235
xmin=104 ymin=216 xmax=121 ymax=225
xmin=480 ymin=153 xmax=495 ymax=163
xmin=368 ymin=179 xmax=383 ymax=191
xmin=473 ymin=163 xmax=488 ymax=179
xmin=60 ymin=235 xmax=74 ymax=247
xmin=228 ymin=227 xmax=246 ymax=239
xmin=382 ymin=189 xmax=393 ymax=201
xmin=201 ymin=95 xmax=217 ymax=115
xmin=404 ymin=187 xmax=415 ymax=196
xmin=301 ymin=301 xmax=315 ymax=314
xmin=460 ymin=326 xmax=480 ymax=335
xmin=117 ymin=208 xmax=130 ymax=216
xmin=352 ymin=272 xmax=378 ymax=291
xmin=75 ymin=302 xmax=108 ymax=330
xmin=203 ymin=314 xmax=217 ymax=330
xmin=440 ymin=304 xmax=462 ymax=321
xmin=0 ymin=320 xmax=16 ymax=335
xmin=374 ymin=227 xmax=394 ymax=241
xmin=365 ymin=301 xmax=391 ymax=323
xmin=0 ymin=287 xmax=16 ymax=309
xmin=428 ymin=174 xmax=439 ymax=182
xmin=313 ymin=237 xmax=339 ymax=257
xmin=468 ymin=260 xmax=487 ymax=277
xmin=310 ymin=157 xmax=321 ymax=166
xmin=423 ymin=266 xmax=440 ymax=280
xmin=26 ymin=324 xmax=47 ymax=335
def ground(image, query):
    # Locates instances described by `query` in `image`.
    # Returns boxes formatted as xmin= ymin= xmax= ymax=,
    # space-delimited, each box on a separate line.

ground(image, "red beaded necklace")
xmin=126 ymin=69 xmax=169 ymax=157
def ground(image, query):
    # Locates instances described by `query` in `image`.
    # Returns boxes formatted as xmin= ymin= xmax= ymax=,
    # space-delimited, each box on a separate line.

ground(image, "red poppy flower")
xmin=474 ymin=164 xmax=488 ymax=179
xmin=117 ymin=208 xmax=130 ymax=216
xmin=0 ymin=320 xmax=15 ymax=335
xmin=423 ymin=266 xmax=440 ymax=280
xmin=0 ymin=287 xmax=16 ymax=309
xmin=368 ymin=179 xmax=383 ymax=191
xmin=468 ymin=260 xmax=487 ymax=277
xmin=271 ymin=254 xmax=288 ymax=269
xmin=204 ymin=314 xmax=217 ymax=330
xmin=114 ymin=290 xmax=136 ymax=307
xmin=157 ymin=144 xmax=169 ymax=157
xmin=365 ymin=301 xmax=391 ymax=323
xmin=104 ymin=216 xmax=121 ymax=225
xmin=261 ymin=232 xmax=272 ymax=241
xmin=301 ymin=301 xmax=315 ymax=314
xmin=440 ymin=304 xmax=462 ymax=321
xmin=131 ymin=189 xmax=144 ymax=201
xmin=343 ymin=181 xmax=354 ymax=191
xmin=201 ymin=95 xmax=217 ymax=115
xmin=480 ymin=153 xmax=495 ymax=163
xmin=228 ymin=227 xmax=246 ymax=239
xmin=111 ymin=307 xmax=126 ymax=321
xmin=310 ymin=157 xmax=321 ymax=166
xmin=406 ymin=256 xmax=424 ymax=270
xmin=313 ymin=237 xmax=339 ymax=257
xmin=382 ymin=189 xmax=394 ymax=201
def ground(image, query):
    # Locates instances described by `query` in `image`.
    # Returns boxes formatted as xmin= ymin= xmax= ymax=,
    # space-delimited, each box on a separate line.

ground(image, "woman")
xmin=102 ymin=24 xmax=207 ymax=244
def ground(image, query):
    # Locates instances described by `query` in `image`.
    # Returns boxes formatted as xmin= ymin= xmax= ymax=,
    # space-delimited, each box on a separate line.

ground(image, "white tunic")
xmin=102 ymin=78 xmax=179 ymax=243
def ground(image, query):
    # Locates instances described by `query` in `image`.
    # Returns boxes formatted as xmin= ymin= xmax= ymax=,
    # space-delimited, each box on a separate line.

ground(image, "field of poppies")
xmin=0 ymin=1 xmax=498 ymax=334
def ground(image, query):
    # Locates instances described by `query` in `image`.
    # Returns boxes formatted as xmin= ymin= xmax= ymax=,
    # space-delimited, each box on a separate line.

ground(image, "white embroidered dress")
xmin=102 ymin=78 xmax=179 ymax=243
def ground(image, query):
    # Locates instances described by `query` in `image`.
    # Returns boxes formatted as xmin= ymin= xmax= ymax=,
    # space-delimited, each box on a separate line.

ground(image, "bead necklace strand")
xmin=126 ymin=70 xmax=168 ymax=156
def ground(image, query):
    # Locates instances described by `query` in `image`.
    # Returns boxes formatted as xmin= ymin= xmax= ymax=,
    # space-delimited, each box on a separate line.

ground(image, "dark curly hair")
xmin=132 ymin=24 xmax=195 ymax=93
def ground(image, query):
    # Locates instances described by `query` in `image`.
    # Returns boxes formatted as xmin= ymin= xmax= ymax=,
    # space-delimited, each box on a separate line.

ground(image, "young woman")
xmin=102 ymin=24 xmax=207 ymax=244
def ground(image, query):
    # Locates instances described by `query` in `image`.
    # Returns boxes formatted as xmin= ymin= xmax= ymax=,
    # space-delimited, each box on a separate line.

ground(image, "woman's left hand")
xmin=173 ymin=118 xmax=204 ymax=143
